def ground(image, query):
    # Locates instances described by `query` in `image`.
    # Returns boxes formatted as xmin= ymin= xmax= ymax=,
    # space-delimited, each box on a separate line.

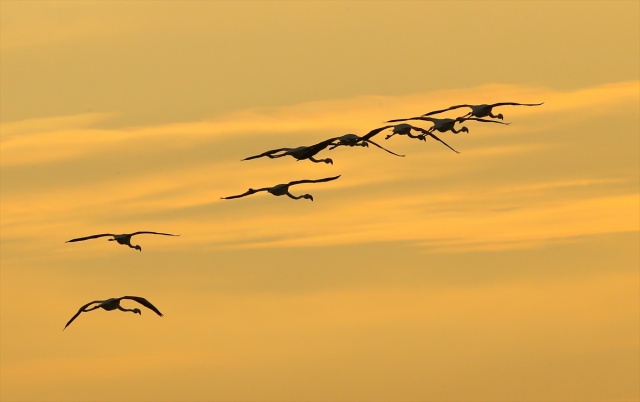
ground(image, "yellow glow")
xmin=1 ymin=1 xmax=638 ymax=401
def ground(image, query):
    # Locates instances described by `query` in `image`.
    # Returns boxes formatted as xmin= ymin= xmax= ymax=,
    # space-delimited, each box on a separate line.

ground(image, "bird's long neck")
xmin=309 ymin=156 xmax=332 ymax=164
xmin=117 ymin=306 xmax=137 ymax=313
xmin=286 ymin=192 xmax=311 ymax=200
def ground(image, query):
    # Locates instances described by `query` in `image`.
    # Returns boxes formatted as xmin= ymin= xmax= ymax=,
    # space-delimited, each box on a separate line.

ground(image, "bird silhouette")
xmin=386 ymin=116 xmax=509 ymax=135
xmin=221 ymin=175 xmax=341 ymax=201
xmin=375 ymin=124 xmax=460 ymax=153
xmin=242 ymin=137 xmax=337 ymax=164
xmin=66 ymin=231 xmax=179 ymax=251
xmin=327 ymin=126 xmax=405 ymax=157
xmin=419 ymin=102 xmax=544 ymax=120
xmin=64 ymin=296 xmax=163 ymax=330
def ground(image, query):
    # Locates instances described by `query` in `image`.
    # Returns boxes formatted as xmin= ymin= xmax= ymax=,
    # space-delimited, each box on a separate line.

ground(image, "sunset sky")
xmin=1 ymin=1 xmax=639 ymax=401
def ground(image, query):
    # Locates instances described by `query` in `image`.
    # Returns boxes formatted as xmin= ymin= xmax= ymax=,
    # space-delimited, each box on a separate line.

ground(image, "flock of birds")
xmin=63 ymin=101 xmax=543 ymax=330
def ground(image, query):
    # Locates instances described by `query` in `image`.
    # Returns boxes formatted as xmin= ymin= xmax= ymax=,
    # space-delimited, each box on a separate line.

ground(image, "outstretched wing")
xmin=361 ymin=125 xmax=394 ymax=141
xmin=490 ymin=102 xmax=544 ymax=107
xmin=461 ymin=117 xmax=510 ymax=125
xmin=408 ymin=126 xmax=460 ymax=154
xmin=298 ymin=138 xmax=341 ymax=158
xmin=63 ymin=300 xmax=101 ymax=330
xmin=365 ymin=139 xmax=405 ymax=157
xmin=221 ymin=188 xmax=261 ymax=200
xmin=288 ymin=175 xmax=341 ymax=186
xmin=242 ymin=148 xmax=291 ymax=161
xmin=421 ymin=104 xmax=472 ymax=117
xmin=424 ymin=133 xmax=460 ymax=154
xmin=66 ymin=233 xmax=114 ymax=243
xmin=385 ymin=116 xmax=425 ymax=123
xmin=130 ymin=231 xmax=179 ymax=237
xmin=122 ymin=296 xmax=164 ymax=316
xmin=312 ymin=137 xmax=341 ymax=149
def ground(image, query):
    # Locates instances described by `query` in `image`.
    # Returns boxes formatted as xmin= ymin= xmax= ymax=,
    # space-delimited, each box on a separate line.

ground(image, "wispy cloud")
xmin=1 ymin=81 xmax=638 ymax=255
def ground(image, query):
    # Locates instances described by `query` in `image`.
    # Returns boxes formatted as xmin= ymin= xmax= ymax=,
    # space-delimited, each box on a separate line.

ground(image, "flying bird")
xmin=242 ymin=138 xmax=337 ymax=164
xmin=419 ymin=102 xmax=544 ymax=120
xmin=64 ymin=296 xmax=163 ymax=330
xmin=66 ymin=231 xmax=179 ymax=251
xmin=327 ymin=126 xmax=405 ymax=157
xmin=377 ymin=124 xmax=460 ymax=153
xmin=221 ymin=175 xmax=341 ymax=201
xmin=385 ymin=116 xmax=509 ymax=135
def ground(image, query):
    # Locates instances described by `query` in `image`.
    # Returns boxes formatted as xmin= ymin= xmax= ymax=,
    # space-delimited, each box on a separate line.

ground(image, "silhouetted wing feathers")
xmin=365 ymin=139 xmax=405 ymax=157
xmin=130 ymin=231 xmax=179 ymax=237
xmin=221 ymin=188 xmax=262 ymax=200
xmin=64 ymin=311 xmax=84 ymax=330
xmin=66 ymin=233 xmax=115 ymax=243
xmin=242 ymin=148 xmax=290 ymax=160
xmin=63 ymin=300 xmax=102 ymax=330
xmin=386 ymin=116 xmax=425 ymax=123
xmin=310 ymin=137 xmax=341 ymax=150
xmin=421 ymin=104 xmax=472 ymax=116
xmin=425 ymin=133 xmax=460 ymax=154
xmin=288 ymin=176 xmax=341 ymax=186
xmin=490 ymin=102 xmax=544 ymax=107
xmin=462 ymin=117 xmax=510 ymax=125
xmin=122 ymin=296 xmax=164 ymax=316
xmin=362 ymin=125 xmax=394 ymax=140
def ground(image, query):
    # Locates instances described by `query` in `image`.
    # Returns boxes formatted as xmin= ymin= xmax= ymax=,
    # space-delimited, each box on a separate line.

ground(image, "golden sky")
xmin=1 ymin=1 xmax=639 ymax=401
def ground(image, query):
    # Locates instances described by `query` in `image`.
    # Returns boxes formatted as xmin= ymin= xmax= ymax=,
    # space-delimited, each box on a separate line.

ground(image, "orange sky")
xmin=1 ymin=1 xmax=639 ymax=401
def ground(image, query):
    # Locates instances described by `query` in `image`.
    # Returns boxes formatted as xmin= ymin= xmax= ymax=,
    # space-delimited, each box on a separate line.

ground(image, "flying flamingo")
xmin=66 ymin=231 xmax=179 ymax=251
xmin=64 ymin=296 xmax=163 ymax=330
xmin=327 ymin=126 xmax=405 ymax=157
xmin=419 ymin=101 xmax=544 ymax=120
xmin=242 ymin=138 xmax=337 ymax=164
xmin=221 ymin=175 xmax=340 ymax=201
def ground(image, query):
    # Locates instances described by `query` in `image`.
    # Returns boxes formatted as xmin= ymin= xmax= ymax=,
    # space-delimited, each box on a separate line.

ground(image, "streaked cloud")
xmin=1 ymin=81 xmax=638 ymax=258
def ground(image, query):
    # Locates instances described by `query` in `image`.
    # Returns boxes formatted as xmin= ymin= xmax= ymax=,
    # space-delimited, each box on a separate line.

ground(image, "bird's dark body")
xmin=430 ymin=119 xmax=457 ymax=132
xmin=98 ymin=298 xmax=121 ymax=311
xmin=468 ymin=104 xmax=494 ymax=118
xmin=268 ymin=184 xmax=290 ymax=196
xmin=112 ymin=235 xmax=132 ymax=245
